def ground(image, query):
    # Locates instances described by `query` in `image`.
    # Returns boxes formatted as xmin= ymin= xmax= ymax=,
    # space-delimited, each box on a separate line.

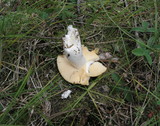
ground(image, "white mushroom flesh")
xmin=63 ymin=25 xmax=86 ymax=68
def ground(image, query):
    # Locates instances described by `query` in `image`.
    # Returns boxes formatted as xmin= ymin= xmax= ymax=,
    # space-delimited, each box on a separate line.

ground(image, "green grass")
xmin=0 ymin=0 xmax=160 ymax=125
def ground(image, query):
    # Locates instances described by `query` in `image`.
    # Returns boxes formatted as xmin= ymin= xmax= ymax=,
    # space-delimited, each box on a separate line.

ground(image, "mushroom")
xmin=57 ymin=25 xmax=107 ymax=85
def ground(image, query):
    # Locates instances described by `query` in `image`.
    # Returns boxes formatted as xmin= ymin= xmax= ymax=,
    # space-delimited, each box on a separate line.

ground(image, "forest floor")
xmin=0 ymin=0 xmax=160 ymax=125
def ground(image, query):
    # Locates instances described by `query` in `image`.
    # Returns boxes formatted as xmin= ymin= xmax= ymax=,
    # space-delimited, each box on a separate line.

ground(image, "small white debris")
xmin=99 ymin=52 xmax=112 ymax=60
xmin=105 ymin=52 xmax=112 ymax=59
xmin=61 ymin=90 xmax=72 ymax=99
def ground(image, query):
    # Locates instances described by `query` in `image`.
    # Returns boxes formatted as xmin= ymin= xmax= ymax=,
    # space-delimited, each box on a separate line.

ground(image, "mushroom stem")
xmin=63 ymin=25 xmax=86 ymax=68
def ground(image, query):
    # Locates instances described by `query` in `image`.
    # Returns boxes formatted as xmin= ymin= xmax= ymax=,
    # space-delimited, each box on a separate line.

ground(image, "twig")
xmin=0 ymin=41 xmax=2 ymax=69
xmin=134 ymin=1 xmax=140 ymax=48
